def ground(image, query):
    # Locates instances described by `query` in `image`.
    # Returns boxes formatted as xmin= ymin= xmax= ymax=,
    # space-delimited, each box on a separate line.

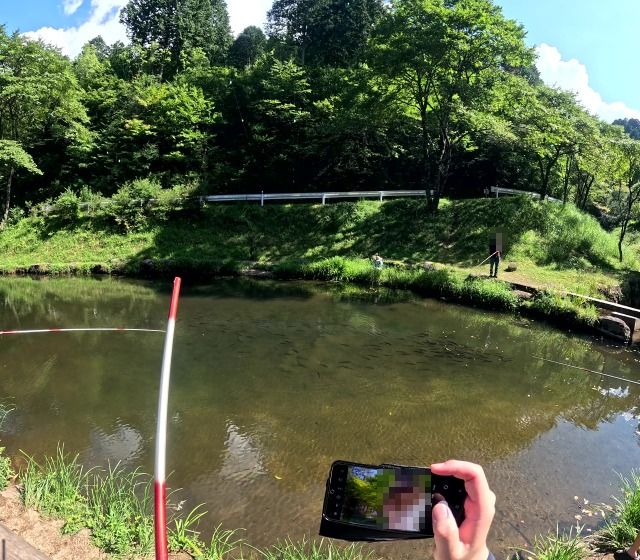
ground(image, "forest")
xmin=1 ymin=0 xmax=639 ymax=244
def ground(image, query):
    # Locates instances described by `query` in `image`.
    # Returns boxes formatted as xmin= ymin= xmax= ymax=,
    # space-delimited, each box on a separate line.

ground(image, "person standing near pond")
xmin=488 ymin=233 xmax=502 ymax=278
xmin=372 ymin=254 xmax=384 ymax=270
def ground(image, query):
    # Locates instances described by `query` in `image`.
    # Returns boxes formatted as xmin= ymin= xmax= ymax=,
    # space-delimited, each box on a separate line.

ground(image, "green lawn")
xmin=0 ymin=196 xmax=636 ymax=299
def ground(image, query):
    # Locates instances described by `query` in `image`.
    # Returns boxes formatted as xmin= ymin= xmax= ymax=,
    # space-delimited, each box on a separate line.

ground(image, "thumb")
xmin=433 ymin=501 xmax=461 ymax=560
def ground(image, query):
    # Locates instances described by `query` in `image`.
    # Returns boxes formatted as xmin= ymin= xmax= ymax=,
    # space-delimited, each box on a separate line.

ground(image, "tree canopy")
xmin=0 ymin=1 xmax=638 ymax=222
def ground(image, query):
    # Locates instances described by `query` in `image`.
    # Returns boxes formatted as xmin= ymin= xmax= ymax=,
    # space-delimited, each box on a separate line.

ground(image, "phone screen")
xmin=340 ymin=466 xmax=432 ymax=532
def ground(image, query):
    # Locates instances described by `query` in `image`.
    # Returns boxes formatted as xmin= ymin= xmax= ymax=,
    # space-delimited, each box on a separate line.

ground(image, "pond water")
xmin=1 ymin=276 xmax=640 ymax=558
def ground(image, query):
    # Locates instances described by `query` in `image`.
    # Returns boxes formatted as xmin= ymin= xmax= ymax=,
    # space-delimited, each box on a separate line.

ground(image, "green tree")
xmin=508 ymin=84 xmax=597 ymax=200
xmin=268 ymin=0 xmax=383 ymax=67
xmin=0 ymin=28 xmax=91 ymax=204
xmin=178 ymin=0 xmax=232 ymax=65
xmin=120 ymin=0 xmax=232 ymax=77
xmin=0 ymin=140 xmax=42 ymax=226
xmin=609 ymin=135 xmax=640 ymax=261
xmin=93 ymin=77 xmax=216 ymax=187
xmin=613 ymin=117 xmax=640 ymax=140
xmin=229 ymin=26 xmax=267 ymax=68
xmin=372 ymin=0 xmax=532 ymax=209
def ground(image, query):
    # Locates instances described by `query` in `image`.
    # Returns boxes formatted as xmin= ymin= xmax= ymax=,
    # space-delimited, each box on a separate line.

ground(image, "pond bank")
xmin=0 ymin=256 xmax=609 ymax=343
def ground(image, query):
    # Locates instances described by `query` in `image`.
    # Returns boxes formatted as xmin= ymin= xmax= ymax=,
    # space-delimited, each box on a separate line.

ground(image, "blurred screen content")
xmin=341 ymin=467 xmax=431 ymax=532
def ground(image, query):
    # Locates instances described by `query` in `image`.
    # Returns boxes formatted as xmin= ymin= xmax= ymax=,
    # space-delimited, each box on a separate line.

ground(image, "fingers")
xmin=431 ymin=460 xmax=496 ymax=551
xmin=431 ymin=460 xmax=495 ymax=510
xmin=432 ymin=500 xmax=461 ymax=560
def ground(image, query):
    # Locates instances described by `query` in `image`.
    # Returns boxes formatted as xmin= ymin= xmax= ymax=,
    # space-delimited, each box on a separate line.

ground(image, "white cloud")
xmin=24 ymin=0 xmax=272 ymax=57
xmin=24 ymin=0 xmax=128 ymax=59
xmin=227 ymin=0 xmax=271 ymax=36
xmin=62 ymin=0 xmax=84 ymax=15
xmin=535 ymin=43 xmax=640 ymax=123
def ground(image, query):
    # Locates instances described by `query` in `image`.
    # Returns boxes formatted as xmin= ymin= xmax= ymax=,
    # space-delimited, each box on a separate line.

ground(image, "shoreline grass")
xmin=274 ymin=257 xmax=599 ymax=331
xmin=8 ymin=444 xmax=372 ymax=560
xmin=3 ymin=443 xmax=640 ymax=560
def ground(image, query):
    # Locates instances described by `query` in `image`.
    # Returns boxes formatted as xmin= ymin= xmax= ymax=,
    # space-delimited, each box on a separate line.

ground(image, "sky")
xmin=1 ymin=0 xmax=639 ymax=123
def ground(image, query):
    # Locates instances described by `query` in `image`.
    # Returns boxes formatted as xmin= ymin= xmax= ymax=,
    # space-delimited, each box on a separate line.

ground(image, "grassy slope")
xmin=0 ymin=196 xmax=636 ymax=295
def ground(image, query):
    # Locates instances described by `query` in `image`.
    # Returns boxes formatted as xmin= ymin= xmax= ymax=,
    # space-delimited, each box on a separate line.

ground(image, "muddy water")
xmin=1 ymin=276 xmax=640 ymax=558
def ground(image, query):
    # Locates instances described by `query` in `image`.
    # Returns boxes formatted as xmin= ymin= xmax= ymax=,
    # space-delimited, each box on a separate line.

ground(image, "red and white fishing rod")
xmin=0 ymin=327 xmax=164 ymax=335
xmin=154 ymin=277 xmax=182 ymax=560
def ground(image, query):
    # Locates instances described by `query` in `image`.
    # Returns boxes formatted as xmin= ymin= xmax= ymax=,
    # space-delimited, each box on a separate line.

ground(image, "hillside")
xmin=0 ymin=196 xmax=636 ymax=297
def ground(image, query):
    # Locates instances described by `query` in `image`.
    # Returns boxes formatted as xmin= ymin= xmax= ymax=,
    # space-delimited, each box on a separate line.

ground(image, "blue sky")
xmin=2 ymin=0 xmax=638 ymax=121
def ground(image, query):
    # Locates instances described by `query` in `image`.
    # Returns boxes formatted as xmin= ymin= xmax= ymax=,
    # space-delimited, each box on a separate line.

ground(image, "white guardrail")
xmin=42 ymin=187 xmax=560 ymax=214
xmin=199 ymin=190 xmax=427 ymax=205
xmin=490 ymin=186 xmax=560 ymax=203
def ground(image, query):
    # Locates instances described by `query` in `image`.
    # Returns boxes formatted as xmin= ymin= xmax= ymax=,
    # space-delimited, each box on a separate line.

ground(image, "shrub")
xmin=52 ymin=188 xmax=81 ymax=222
xmin=78 ymin=186 xmax=107 ymax=216
xmin=524 ymin=291 xmax=598 ymax=327
xmin=459 ymin=276 xmax=519 ymax=311
xmin=152 ymin=181 xmax=198 ymax=222
xmin=106 ymin=178 xmax=164 ymax=232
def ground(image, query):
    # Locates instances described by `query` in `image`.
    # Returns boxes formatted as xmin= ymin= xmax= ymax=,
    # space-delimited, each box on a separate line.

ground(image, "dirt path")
xmin=0 ymin=485 xmax=191 ymax=560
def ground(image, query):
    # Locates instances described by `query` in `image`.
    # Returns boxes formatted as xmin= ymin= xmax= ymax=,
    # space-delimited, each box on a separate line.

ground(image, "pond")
xmin=1 ymin=276 xmax=640 ymax=558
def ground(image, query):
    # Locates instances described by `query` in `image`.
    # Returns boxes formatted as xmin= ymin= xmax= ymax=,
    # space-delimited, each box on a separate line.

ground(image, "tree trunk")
xmin=562 ymin=156 xmax=572 ymax=204
xmin=1 ymin=165 xmax=14 ymax=228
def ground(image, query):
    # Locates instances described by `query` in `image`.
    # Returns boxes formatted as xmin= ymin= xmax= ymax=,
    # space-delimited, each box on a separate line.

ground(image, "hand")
xmin=430 ymin=460 xmax=496 ymax=560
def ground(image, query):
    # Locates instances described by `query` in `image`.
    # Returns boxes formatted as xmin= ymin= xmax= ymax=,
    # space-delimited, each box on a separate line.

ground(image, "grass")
xmin=593 ymin=470 xmax=640 ymax=551
xmin=0 ymin=402 xmax=15 ymax=490
xmin=275 ymin=256 xmax=598 ymax=329
xmin=521 ymin=527 xmax=587 ymax=560
xmin=21 ymin=447 xmax=89 ymax=533
xmin=12 ymin=445 xmax=371 ymax=560
xmin=0 ymin=196 xmax=636 ymax=292
xmin=8 ymin=442 xmax=640 ymax=560
xmin=86 ymin=464 xmax=154 ymax=554
xmin=258 ymin=538 xmax=372 ymax=560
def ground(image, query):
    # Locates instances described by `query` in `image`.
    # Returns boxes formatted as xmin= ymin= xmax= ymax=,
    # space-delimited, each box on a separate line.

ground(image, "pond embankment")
xmin=3 ymin=196 xmax=640 ymax=343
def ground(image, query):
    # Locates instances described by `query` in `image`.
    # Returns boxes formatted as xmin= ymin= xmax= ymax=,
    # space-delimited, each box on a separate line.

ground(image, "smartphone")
xmin=319 ymin=460 xmax=466 ymax=541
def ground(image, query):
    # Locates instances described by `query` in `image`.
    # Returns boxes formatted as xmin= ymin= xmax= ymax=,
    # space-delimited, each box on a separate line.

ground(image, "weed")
xmin=521 ymin=526 xmax=587 ymax=560
xmin=524 ymin=291 xmax=598 ymax=328
xmin=20 ymin=446 xmax=88 ymax=533
xmin=196 ymin=525 xmax=243 ymax=560
xmin=86 ymin=463 xmax=154 ymax=554
xmin=0 ymin=447 xmax=13 ymax=490
xmin=168 ymin=503 xmax=208 ymax=554
xmin=258 ymin=537 xmax=372 ymax=560
xmin=0 ymin=404 xmax=15 ymax=489
xmin=593 ymin=471 xmax=640 ymax=551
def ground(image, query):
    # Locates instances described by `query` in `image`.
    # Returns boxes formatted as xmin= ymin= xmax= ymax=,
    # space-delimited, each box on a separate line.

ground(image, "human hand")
xmin=430 ymin=460 xmax=496 ymax=560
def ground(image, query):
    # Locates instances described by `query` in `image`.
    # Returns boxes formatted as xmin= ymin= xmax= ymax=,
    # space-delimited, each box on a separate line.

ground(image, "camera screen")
xmin=340 ymin=466 xmax=431 ymax=532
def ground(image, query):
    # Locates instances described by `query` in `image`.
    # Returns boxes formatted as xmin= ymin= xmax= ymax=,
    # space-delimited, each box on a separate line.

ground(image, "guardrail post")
xmin=379 ymin=191 xmax=383 ymax=201
xmin=261 ymin=191 xmax=264 ymax=207
xmin=322 ymin=193 xmax=326 ymax=205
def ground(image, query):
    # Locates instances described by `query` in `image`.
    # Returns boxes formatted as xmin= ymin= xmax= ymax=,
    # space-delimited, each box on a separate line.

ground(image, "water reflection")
xmin=1 ymin=277 xmax=640 ymax=557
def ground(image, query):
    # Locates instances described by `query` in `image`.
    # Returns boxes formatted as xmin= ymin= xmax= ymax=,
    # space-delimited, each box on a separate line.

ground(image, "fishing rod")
xmin=476 ymin=251 xmax=499 ymax=268
xmin=154 ymin=277 xmax=182 ymax=560
xmin=0 ymin=327 xmax=165 ymax=335
xmin=532 ymin=355 xmax=640 ymax=387
xmin=0 ymin=279 xmax=183 ymax=560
